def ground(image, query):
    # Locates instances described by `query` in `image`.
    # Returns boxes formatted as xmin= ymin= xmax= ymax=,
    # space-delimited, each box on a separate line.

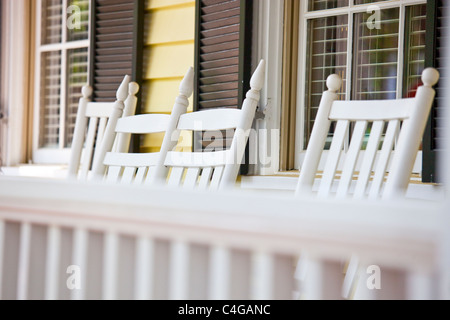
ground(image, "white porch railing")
xmin=0 ymin=176 xmax=447 ymax=300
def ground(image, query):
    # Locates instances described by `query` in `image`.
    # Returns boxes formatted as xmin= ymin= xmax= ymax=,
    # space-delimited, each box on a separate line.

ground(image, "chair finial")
xmin=82 ymin=85 xmax=93 ymax=98
xmin=250 ymin=59 xmax=265 ymax=90
xmin=129 ymin=82 xmax=140 ymax=96
xmin=180 ymin=67 xmax=195 ymax=97
xmin=117 ymin=75 xmax=131 ymax=101
xmin=326 ymin=74 xmax=342 ymax=93
xmin=421 ymin=68 xmax=439 ymax=87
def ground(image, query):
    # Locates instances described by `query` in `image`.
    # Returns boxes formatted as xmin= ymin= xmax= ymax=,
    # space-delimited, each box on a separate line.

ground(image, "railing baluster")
xmin=169 ymin=241 xmax=189 ymax=300
xmin=71 ymin=228 xmax=88 ymax=300
xmin=134 ymin=236 xmax=154 ymax=300
xmin=209 ymin=246 xmax=230 ymax=299
xmin=251 ymin=252 xmax=273 ymax=300
xmin=17 ymin=223 xmax=31 ymax=300
xmin=45 ymin=226 xmax=61 ymax=300
xmin=103 ymin=232 xmax=119 ymax=300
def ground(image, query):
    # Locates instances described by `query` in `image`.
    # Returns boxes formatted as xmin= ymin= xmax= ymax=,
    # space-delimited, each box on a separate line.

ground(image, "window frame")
xmin=295 ymin=0 xmax=427 ymax=172
xmin=33 ymin=0 xmax=91 ymax=164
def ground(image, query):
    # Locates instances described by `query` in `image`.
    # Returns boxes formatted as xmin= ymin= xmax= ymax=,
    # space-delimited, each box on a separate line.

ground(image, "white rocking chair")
xmin=295 ymin=68 xmax=439 ymax=299
xmin=67 ymin=75 xmax=140 ymax=180
xmin=92 ymin=60 xmax=265 ymax=190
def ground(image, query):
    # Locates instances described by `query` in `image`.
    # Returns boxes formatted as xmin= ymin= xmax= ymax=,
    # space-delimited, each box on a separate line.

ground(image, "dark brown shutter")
xmin=89 ymin=0 xmax=144 ymax=103
xmin=194 ymin=0 xmax=253 ymax=162
xmin=423 ymin=0 xmax=447 ymax=183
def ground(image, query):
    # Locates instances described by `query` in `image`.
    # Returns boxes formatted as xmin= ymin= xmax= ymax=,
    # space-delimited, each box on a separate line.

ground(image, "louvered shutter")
xmin=194 ymin=0 xmax=253 ymax=163
xmin=423 ymin=0 xmax=446 ymax=183
xmin=90 ymin=0 xmax=144 ymax=103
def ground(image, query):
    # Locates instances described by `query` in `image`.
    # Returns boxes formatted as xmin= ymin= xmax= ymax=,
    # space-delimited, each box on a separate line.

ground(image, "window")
xmin=34 ymin=0 xmax=90 ymax=163
xmin=299 ymin=0 xmax=427 ymax=162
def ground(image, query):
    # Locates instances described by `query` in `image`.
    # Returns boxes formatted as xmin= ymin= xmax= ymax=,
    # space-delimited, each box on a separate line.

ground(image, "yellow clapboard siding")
xmin=145 ymin=5 xmax=195 ymax=45
xmin=142 ymin=131 xmax=193 ymax=149
xmin=143 ymin=43 xmax=194 ymax=79
xmin=147 ymin=0 xmax=194 ymax=10
xmin=142 ymin=79 xmax=194 ymax=113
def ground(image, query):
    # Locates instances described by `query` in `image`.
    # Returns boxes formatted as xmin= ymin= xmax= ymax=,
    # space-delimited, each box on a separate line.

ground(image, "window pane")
xmin=308 ymin=0 xmax=349 ymax=11
xmin=352 ymin=8 xmax=399 ymax=100
xmin=65 ymin=48 xmax=89 ymax=148
xmin=354 ymin=0 xmax=389 ymax=5
xmin=67 ymin=0 xmax=90 ymax=42
xmin=305 ymin=15 xmax=348 ymax=147
xmin=41 ymin=0 xmax=63 ymax=45
xmin=404 ymin=4 xmax=427 ymax=98
xmin=40 ymin=51 xmax=62 ymax=148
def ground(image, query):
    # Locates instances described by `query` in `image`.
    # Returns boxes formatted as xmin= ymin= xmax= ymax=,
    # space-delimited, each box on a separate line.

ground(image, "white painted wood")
xmin=45 ymin=226 xmax=61 ymax=300
xmin=169 ymin=241 xmax=189 ymax=300
xmin=177 ymin=109 xmax=242 ymax=131
xmin=115 ymin=82 xmax=140 ymax=153
xmin=165 ymin=151 xmax=228 ymax=168
xmin=96 ymin=117 xmax=108 ymax=149
xmin=103 ymin=232 xmax=119 ymax=300
xmin=0 ymin=221 xmax=3 ymax=299
xmin=79 ymin=117 xmax=98 ymax=179
xmin=251 ymin=252 xmax=273 ymax=300
xmin=121 ymin=167 xmax=136 ymax=185
xmin=198 ymin=168 xmax=213 ymax=190
xmin=210 ymin=166 xmax=224 ymax=190
xmin=183 ymin=168 xmax=200 ymax=189
xmin=85 ymin=103 xmax=117 ymax=118
xmin=134 ymin=237 xmax=154 ymax=300
xmin=330 ymin=99 xmax=412 ymax=121
xmin=369 ymin=120 xmax=400 ymax=200
xmin=104 ymin=152 xmax=159 ymax=168
xmin=337 ymin=121 xmax=367 ymax=198
xmin=303 ymin=258 xmax=343 ymax=300
xmin=353 ymin=121 xmax=384 ymax=199
xmin=318 ymin=120 xmax=349 ymax=198
xmin=71 ymin=228 xmax=88 ymax=301
xmin=134 ymin=167 xmax=149 ymax=185
xmin=105 ymin=166 xmax=122 ymax=184
xmin=209 ymin=246 xmax=230 ymax=300
xmin=168 ymin=167 xmax=185 ymax=188
xmin=296 ymin=74 xmax=342 ymax=196
xmin=0 ymin=176 xmax=444 ymax=300
xmin=115 ymin=114 xmax=171 ymax=134
xmin=407 ymin=271 xmax=434 ymax=300
xmin=17 ymin=223 xmax=31 ymax=300
xmin=220 ymin=60 xmax=266 ymax=189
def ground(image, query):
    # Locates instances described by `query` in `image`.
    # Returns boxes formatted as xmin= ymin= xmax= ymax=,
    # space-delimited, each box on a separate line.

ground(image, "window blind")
xmin=352 ymin=8 xmax=399 ymax=101
xmin=305 ymin=15 xmax=348 ymax=147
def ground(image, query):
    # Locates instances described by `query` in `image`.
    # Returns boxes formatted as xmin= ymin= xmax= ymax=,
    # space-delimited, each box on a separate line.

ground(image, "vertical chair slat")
xmin=103 ymin=232 xmax=119 ymax=300
xmin=168 ymin=167 xmax=185 ymax=188
xmin=183 ymin=168 xmax=200 ymax=189
xmin=210 ymin=166 xmax=224 ymax=190
xmin=134 ymin=167 xmax=148 ymax=185
xmin=106 ymin=166 xmax=123 ymax=184
xmin=208 ymin=246 xmax=230 ymax=299
xmin=337 ymin=121 xmax=367 ymax=198
xmin=198 ymin=168 xmax=213 ymax=190
xmin=17 ymin=223 xmax=31 ymax=300
xmin=354 ymin=121 xmax=384 ymax=199
xmin=134 ymin=237 xmax=154 ymax=300
xmin=80 ymin=117 xmax=99 ymax=179
xmin=71 ymin=228 xmax=88 ymax=300
xmin=407 ymin=271 xmax=435 ymax=300
xmin=169 ymin=241 xmax=189 ymax=300
xmin=45 ymin=226 xmax=61 ymax=300
xmin=369 ymin=120 xmax=400 ymax=199
xmin=318 ymin=120 xmax=349 ymax=198
xmin=144 ymin=167 xmax=157 ymax=185
xmin=250 ymin=252 xmax=273 ymax=300
xmin=96 ymin=117 xmax=108 ymax=151
xmin=121 ymin=167 xmax=136 ymax=185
